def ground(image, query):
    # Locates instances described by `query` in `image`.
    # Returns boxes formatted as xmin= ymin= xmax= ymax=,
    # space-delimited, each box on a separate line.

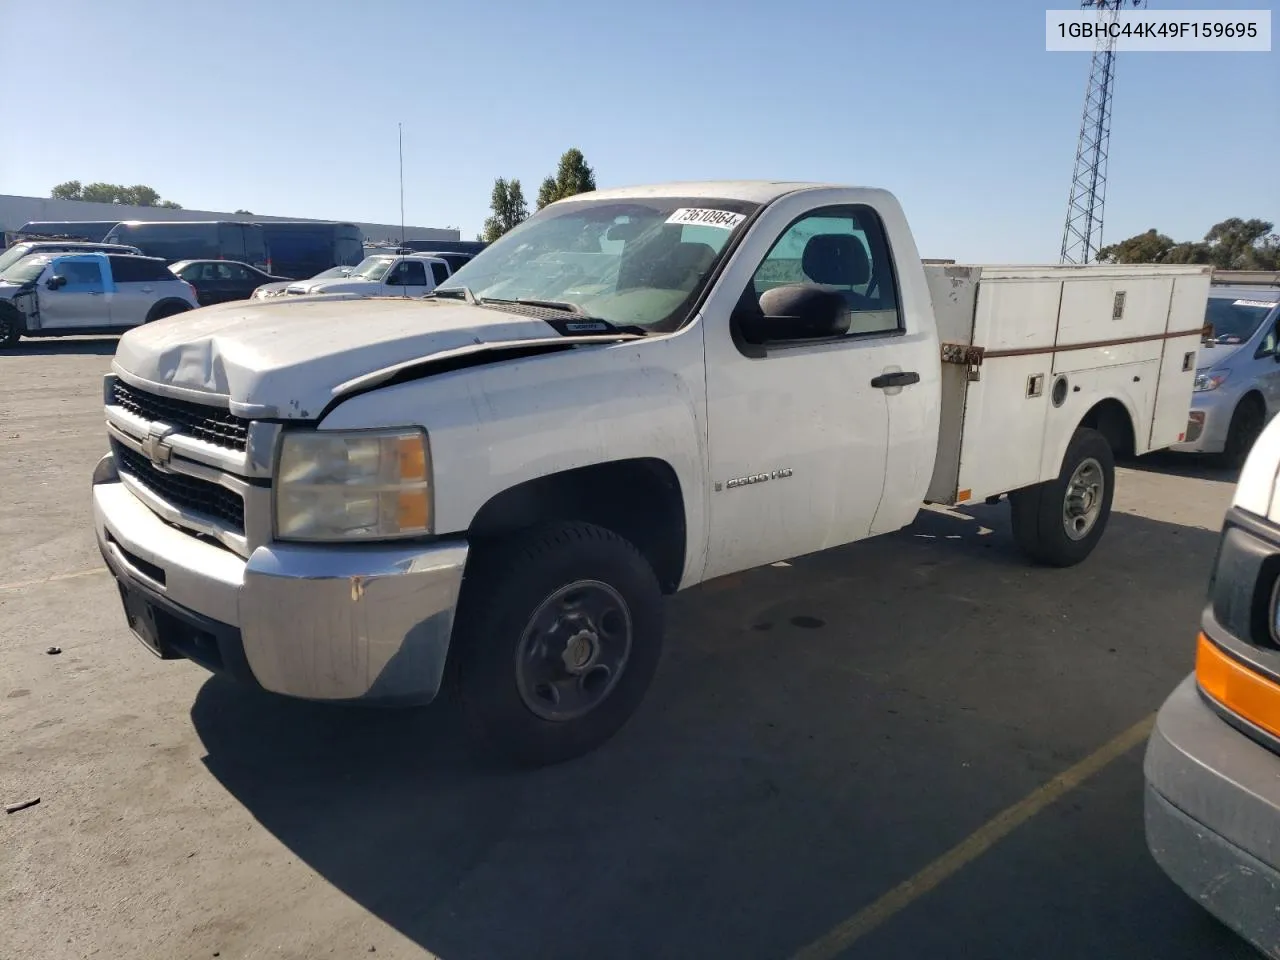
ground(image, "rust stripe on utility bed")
xmin=982 ymin=327 xmax=1206 ymax=360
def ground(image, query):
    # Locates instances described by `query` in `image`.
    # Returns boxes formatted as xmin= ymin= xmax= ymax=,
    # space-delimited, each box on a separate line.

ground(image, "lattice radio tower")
xmin=1060 ymin=0 xmax=1146 ymax=264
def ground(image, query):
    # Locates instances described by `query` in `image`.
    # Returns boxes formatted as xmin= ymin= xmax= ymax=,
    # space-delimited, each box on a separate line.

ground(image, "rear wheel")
xmin=1218 ymin=396 xmax=1265 ymax=470
xmin=452 ymin=522 xmax=664 ymax=767
xmin=1010 ymin=427 xmax=1115 ymax=567
xmin=145 ymin=301 xmax=192 ymax=324
xmin=0 ymin=305 xmax=22 ymax=348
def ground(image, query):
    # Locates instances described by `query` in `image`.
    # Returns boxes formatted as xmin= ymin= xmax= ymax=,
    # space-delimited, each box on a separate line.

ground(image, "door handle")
xmin=870 ymin=371 xmax=920 ymax=389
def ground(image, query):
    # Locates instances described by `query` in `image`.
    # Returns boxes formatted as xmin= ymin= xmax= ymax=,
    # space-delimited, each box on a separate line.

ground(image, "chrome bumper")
xmin=92 ymin=454 xmax=468 ymax=706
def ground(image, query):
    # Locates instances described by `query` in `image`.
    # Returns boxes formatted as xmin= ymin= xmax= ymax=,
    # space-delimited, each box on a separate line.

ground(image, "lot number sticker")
xmin=666 ymin=208 xmax=746 ymax=230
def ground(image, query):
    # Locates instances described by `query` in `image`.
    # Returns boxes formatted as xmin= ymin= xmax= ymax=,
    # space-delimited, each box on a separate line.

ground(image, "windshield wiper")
xmin=478 ymin=297 xmax=645 ymax=337
xmin=479 ymin=296 xmax=586 ymax=314
xmin=430 ymin=286 xmax=478 ymax=304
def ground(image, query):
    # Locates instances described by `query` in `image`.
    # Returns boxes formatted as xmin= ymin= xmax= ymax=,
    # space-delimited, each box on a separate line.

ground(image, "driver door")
xmin=36 ymin=255 xmax=110 ymax=330
xmin=382 ymin=259 xmax=429 ymax=297
xmin=700 ymin=197 xmax=938 ymax=580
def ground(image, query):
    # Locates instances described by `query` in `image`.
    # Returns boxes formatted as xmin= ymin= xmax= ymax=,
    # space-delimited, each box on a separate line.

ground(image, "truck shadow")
xmin=1125 ymin=450 xmax=1240 ymax=484
xmin=6 ymin=338 xmax=120 ymax=356
xmin=190 ymin=506 xmax=1242 ymax=960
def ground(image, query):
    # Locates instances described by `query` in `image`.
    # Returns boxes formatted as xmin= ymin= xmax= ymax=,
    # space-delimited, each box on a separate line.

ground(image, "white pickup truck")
xmin=91 ymin=181 xmax=1210 ymax=766
xmin=283 ymin=252 xmax=452 ymax=298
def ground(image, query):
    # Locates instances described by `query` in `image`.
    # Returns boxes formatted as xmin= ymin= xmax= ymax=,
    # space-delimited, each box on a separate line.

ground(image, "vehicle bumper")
xmin=1169 ymin=389 xmax=1235 ymax=454
xmin=91 ymin=454 xmax=468 ymax=706
xmin=1144 ymin=674 xmax=1280 ymax=958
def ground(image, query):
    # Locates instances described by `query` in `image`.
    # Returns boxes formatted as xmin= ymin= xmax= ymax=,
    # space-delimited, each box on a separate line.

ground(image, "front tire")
xmin=0 ymin=305 xmax=23 ymax=348
xmin=1010 ymin=427 xmax=1115 ymax=567
xmin=453 ymin=522 xmax=664 ymax=767
xmin=1218 ymin=397 xmax=1265 ymax=470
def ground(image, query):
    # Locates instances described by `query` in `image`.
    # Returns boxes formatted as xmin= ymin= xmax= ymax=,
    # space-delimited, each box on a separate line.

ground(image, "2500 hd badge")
xmin=724 ymin=468 xmax=793 ymax=490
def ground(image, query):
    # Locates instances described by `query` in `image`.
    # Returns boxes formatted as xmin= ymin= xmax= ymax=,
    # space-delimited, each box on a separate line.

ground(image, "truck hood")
xmin=287 ymin=278 xmax=377 ymax=295
xmin=112 ymin=297 xmax=564 ymax=419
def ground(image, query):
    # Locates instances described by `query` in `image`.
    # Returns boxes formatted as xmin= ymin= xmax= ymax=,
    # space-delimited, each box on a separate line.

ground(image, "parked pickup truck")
xmin=91 ymin=181 xmax=1210 ymax=766
xmin=283 ymin=253 xmax=452 ymax=298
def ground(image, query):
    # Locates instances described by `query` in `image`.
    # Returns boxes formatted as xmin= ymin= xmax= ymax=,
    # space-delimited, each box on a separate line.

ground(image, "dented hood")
xmin=112 ymin=296 xmax=559 ymax=418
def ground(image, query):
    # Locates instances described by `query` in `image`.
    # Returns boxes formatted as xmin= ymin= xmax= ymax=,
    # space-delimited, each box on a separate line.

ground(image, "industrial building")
xmin=0 ymin=194 xmax=459 ymax=246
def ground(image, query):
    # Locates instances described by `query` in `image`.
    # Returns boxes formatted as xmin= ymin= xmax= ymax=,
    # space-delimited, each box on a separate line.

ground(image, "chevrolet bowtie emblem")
xmin=140 ymin=424 xmax=178 ymax=468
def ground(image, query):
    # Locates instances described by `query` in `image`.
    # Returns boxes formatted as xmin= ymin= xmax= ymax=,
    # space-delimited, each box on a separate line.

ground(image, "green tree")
xmin=1095 ymin=229 xmax=1174 ymax=264
xmin=48 ymin=180 xmax=182 ymax=209
xmin=50 ymin=180 xmax=82 ymax=201
xmin=481 ymin=178 xmax=529 ymax=242
xmin=1203 ymin=218 xmax=1280 ymax=270
xmin=235 ymin=209 xmax=253 ymax=215
xmin=1095 ymin=219 xmax=1280 ymax=270
xmin=535 ymin=148 xmax=597 ymax=210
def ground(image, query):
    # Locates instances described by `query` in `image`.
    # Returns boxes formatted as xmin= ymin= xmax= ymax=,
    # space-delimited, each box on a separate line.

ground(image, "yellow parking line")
xmin=0 ymin=567 xmax=109 ymax=592
xmin=788 ymin=713 xmax=1157 ymax=960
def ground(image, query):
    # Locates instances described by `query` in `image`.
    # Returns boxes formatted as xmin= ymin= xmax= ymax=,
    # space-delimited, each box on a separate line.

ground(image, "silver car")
xmin=1172 ymin=284 xmax=1280 ymax=466
xmin=0 ymin=252 xmax=199 ymax=348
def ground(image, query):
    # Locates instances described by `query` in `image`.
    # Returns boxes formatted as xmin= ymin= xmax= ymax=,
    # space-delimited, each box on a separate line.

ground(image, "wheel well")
xmin=146 ymin=299 xmax=192 ymax=322
xmin=467 ymin=459 xmax=687 ymax=594
xmin=0 ymin=300 xmax=25 ymax=325
xmin=1080 ymin=398 xmax=1135 ymax=457
xmin=1237 ymin=390 xmax=1266 ymax=414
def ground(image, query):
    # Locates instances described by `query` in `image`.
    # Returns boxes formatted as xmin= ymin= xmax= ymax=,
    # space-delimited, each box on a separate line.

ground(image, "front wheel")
xmin=0 ymin=305 xmax=23 ymax=349
xmin=1009 ymin=427 xmax=1115 ymax=567
xmin=1218 ymin=397 xmax=1265 ymax=470
xmin=453 ymin=522 xmax=664 ymax=767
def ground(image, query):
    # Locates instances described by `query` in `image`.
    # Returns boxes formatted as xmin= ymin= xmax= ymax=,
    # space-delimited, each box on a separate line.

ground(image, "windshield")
xmin=0 ymin=254 xmax=54 ymax=284
xmin=1205 ymin=296 xmax=1279 ymax=345
xmin=0 ymin=244 xmax=39 ymax=274
xmin=347 ymin=257 xmax=394 ymax=281
xmin=436 ymin=196 xmax=759 ymax=331
xmin=311 ymin=266 xmax=351 ymax=280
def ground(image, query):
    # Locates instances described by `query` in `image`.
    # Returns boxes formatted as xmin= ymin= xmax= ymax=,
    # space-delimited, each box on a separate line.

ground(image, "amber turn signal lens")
xmin=1196 ymin=632 xmax=1280 ymax=740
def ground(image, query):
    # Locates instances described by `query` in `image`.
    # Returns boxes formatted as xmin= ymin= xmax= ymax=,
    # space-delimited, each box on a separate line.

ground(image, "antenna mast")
xmin=398 ymin=122 xmax=405 ymax=245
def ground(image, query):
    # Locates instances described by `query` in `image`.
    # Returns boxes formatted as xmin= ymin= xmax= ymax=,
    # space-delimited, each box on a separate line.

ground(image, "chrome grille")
xmin=111 ymin=380 xmax=250 ymax=452
xmin=113 ymin=441 xmax=245 ymax=535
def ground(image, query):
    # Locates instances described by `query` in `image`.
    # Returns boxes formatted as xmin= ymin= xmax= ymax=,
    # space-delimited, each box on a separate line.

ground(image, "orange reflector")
xmin=1196 ymin=633 xmax=1280 ymax=740
xmin=396 ymin=436 xmax=428 ymax=482
xmin=397 ymin=491 xmax=429 ymax=531
xmin=957 ymin=489 xmax=971 ymax=503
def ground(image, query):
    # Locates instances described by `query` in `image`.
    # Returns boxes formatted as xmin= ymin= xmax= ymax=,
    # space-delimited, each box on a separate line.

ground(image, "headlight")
xmin=1193 ymin=370 xmax=1230 ymax=393
xmin=274 ymin=429 xmax=431 ymax=541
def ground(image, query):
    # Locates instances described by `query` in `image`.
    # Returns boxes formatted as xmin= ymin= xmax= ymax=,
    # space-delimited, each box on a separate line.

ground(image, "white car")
xmin=284 ymin=253 xmax=451 ymax=298
xmin=251 ymin=265 xmax=353 ymax=301
xmin=1171 ymin=285 xmax=1280 ymax=466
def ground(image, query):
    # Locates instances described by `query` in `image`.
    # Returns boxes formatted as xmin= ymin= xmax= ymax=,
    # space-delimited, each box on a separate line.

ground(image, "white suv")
xmin=0 ymin=252 xmax=199 ymax=348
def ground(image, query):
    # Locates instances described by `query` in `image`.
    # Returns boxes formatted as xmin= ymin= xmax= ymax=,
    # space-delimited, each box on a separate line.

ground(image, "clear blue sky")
xmin=3 ymin=0 xmax=1275 ymax=261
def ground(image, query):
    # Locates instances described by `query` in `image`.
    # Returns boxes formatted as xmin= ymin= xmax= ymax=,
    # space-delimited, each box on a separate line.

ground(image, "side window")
xmin=215 ymin=264 xmax=235 ymax=281
xmin=387 ymin=261 xmax=427 ymax=286
xmin=228 ymin=264 xmax=255 ymax=282
xmin=54 ymin=258 xmax=104 ymax=291
xmin=1256 ymin=317 xmax=1279 ymax=358
xmin=749 ymin=205 xmax=900 ymax=337
xmin=430 ymin=261 xmax=450 ymax=285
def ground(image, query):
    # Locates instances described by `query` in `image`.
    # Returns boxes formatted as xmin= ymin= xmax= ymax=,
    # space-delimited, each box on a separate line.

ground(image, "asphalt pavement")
xmin=0 ymin=338 xmax=1260 ymax=960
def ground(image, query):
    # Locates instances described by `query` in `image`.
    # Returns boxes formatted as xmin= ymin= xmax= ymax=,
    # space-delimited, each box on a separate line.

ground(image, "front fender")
xmin=318 ymin=328 xmax=710 ymax=584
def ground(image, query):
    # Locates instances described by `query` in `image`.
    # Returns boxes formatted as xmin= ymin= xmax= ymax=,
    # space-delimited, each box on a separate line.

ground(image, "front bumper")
xmin=1169 ymin=388 xmax=1236 ymax=454
xmin=92 ymin=455 xmax=468 ymax=706
xmin=1144 ymin=674 xmax=1280 ymax=958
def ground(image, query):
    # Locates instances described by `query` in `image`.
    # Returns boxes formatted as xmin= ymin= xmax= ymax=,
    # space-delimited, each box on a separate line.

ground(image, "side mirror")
xmin=734 ymin=284 xmax=851 ymax=345
xmin=46 ymin=275 xmax=68 ymax=291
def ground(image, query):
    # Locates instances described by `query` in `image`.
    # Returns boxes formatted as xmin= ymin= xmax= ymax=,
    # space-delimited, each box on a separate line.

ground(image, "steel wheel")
xmin=514 ymin=579 xmax=633 ymax=722
xmin=1062 ymin=456 xmax=1105 ymax=541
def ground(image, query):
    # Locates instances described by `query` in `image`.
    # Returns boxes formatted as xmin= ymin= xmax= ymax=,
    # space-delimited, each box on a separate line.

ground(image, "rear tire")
xmin=452 ymin=522 xmax=664 ymax=767
xmin=0 ymin=305 xmax=22 ymax=348
xmin=1217 ymin=397 xmax=1265 ymax=470
xmin=1010 ymin=427 xmax=1115 ymax=568
xmin=145 ymin=301 xmax=192 ymax=324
